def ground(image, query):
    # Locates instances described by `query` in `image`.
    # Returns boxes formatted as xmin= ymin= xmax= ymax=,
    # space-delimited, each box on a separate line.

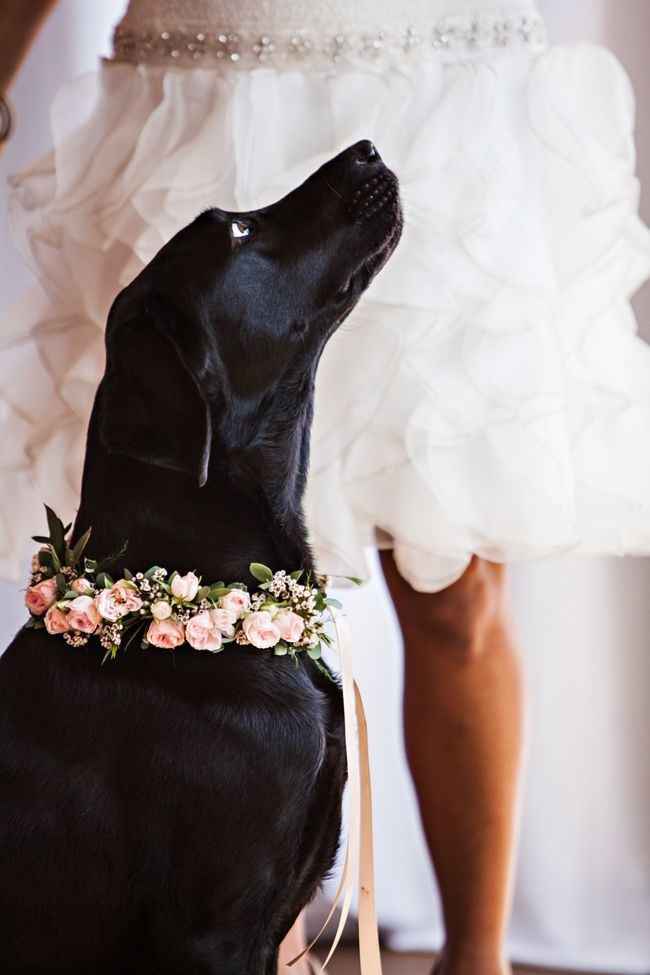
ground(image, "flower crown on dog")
xmin=25 ymin=506 xmax=354 ymax=666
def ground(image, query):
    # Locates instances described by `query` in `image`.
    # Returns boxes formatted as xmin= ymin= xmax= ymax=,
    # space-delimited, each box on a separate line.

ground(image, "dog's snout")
xmin=353 ymin=140 xmax=380 ymax=165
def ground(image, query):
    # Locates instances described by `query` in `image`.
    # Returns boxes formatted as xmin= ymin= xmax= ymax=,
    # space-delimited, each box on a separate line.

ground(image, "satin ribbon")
xmin=289 ymin=610 xmax=382 ymax=975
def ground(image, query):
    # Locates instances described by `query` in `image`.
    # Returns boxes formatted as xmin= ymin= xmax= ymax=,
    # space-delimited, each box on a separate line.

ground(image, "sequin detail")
xmin=110 ymin=13 xmax=547 ymax=68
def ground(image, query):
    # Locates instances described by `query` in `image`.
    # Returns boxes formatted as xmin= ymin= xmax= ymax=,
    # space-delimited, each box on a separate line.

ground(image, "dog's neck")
xmin=72 ymin=383 xmax=316 ymax=583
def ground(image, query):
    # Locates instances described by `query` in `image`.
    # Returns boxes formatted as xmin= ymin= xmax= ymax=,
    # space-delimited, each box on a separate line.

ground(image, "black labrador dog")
xmin=0 ymin=141 xmax=401 ymax=975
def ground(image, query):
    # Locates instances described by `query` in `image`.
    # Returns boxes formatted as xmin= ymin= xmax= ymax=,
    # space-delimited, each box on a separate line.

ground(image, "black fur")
xmin=0 ymin=141 xmax=402 ymax=974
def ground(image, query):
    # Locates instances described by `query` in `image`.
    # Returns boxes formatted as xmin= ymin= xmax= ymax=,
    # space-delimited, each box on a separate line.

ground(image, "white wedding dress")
xmin=3 ymin=0 xmax=650 ymax=589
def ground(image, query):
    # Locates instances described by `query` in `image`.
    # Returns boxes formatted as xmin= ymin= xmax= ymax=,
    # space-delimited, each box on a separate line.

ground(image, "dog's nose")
xmin=351 ymin=140 xmax=381 ymax=165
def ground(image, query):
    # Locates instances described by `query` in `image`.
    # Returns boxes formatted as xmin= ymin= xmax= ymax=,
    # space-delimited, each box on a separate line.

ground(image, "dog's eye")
xmin=230 ymin=219 xmax=253 ymax=242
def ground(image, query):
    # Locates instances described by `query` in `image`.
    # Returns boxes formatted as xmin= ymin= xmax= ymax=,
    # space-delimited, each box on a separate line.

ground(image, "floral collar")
xmin=25 ymin=506 xmax=347 ymax=665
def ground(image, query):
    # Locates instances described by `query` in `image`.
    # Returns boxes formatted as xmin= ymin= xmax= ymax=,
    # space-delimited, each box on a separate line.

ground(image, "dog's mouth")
xmin=337 ymin=169 xmax=403 ymax=301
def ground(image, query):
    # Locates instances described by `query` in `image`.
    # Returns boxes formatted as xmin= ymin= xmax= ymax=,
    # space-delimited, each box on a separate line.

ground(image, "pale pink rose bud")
xmin=185 ymin=611 xmax=223 ymax=652
xmin=275 ymin=610 xmax=305 ymax=644
xmin=151 ymin=600 xmax=172 ymax=621
xmin=95 ymin=581 xmax=143 ymax=621
xmin=219 ymin=589 xmax=251 ymax=619
xmin=209 ymin=607 xmax=236 ymax=637
xmin=71 ymin=578 xmax=93 ymax=595
xmin=95 ymin=588 xmax=122 ymax=622
xmin=44 ymin=605 xmax=70 ymax=635
xmin=67 ymin=595 xmax=101 ymax=634
xmin=171 ymin=571 xmax=200 ymax=602
xmin=146 ymin=617 xmax=185 ymax=649
xmin=25 ymin=577 xmax=59 ymax=616
xmin=242 ymin=611 xmax=281 ymax=649
xmin=111 ymin=580 xmax=143 ymax=613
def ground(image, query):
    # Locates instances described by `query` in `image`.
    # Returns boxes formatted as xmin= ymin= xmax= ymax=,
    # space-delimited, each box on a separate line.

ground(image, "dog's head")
xmin=100 ymin=141 xmax=402 ymax=486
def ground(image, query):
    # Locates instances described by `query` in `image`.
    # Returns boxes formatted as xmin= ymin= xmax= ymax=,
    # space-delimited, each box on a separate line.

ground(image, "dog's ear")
xmin=100 ymin=301 xmax=213 ymax=487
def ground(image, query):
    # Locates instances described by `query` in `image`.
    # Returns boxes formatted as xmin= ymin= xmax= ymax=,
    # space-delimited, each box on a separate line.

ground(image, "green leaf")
xmin=96 ymin=572 xmax=114 ymax=589
xmin=63 ymin=590 xmax=78 ymax=600
xmin=84 ymin=557 xmax=98 ymax=574
xmin=346 ymin=576 xmax=363 ymax=586
xmin=307 ymin=644 xmax=322 ymax=660
xmin=94 ymin=539 xmax=129 ymax=574
xmin=44 ymin=504 xmax=67 ymax=559
xmin=309 ymin=656 xmax=337 ymax=682
xmin=273 ymin=642 xmax=288 ymax=656
xmin=48 ymin=544 xmax=62 ymax=572
xmin=197 ymin=586 xmax=211 ymax=601
xmin=209 ymin=586 xmax=232 ymax=600
xmin=324 ymin=597 xmax=343 ymax=609
xmin=31 ymin=535 xmax=50 ymax=544
xmin=123 ymin=568 xmax=133 ymax=581
xmin=145 ymin=566 xmax=163 ymax=580
xmin=249 ymin=563 xmax=273 ymax=583
xmin=55 ymin=573 xmax=67 ymax=597
xmin=70 ymin=526 xmax=92 ymax=567
xmin=290 ymin=569 xmax=304 ymax=581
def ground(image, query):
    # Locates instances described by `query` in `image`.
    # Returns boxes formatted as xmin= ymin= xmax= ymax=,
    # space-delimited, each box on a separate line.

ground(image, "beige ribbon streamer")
xmin=289 ymin=610 xmax=382 ymax=975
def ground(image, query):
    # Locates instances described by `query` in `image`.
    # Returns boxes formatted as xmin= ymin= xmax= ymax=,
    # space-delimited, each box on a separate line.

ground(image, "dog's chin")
xmin=341 ymin=205 xmax=403 ymax=304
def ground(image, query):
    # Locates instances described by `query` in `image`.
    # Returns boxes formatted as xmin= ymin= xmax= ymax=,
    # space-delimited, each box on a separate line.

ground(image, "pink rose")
xmin=67 ymin=595 xmax=101 ymax=634
xmin=95 ymin=581 xmax=143 ymax=621
xmin=219 ymin=589 xmax=250 ymax=619
xmin=209 ymin=607 xmax=236 ymax=637
xmin=242 ymin=611 xmax=281 ymax=649
xmin=171 ymin=571 xmax=200 ymax=602
xmin=44 ymin=605 xmax=70 ymax=635
xmin=275 ymin=610 xmax=305 ymax=644
xmin=25 ymin=577 xmax=58 ymax=616
xmin=71 ymin=578 xmax=94 ymax=595
xmin=146 ymin=617 xmax=185 ymax=649
xmin=185 ymin=611 xmax=223 ymax=652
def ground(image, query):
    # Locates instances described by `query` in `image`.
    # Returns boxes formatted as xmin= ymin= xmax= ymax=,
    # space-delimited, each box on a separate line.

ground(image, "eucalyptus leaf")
xmin=307 ymin=644 xmax=322 ymax=660
xmin=249 ymin=563 xmax=273 ymax=583
xmin=324 ymin=597 xmax=343 ymax=609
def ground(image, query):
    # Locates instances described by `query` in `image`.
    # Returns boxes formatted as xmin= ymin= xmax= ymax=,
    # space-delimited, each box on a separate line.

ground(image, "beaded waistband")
xmin=109 ymin=12 xmax=547 ymax=70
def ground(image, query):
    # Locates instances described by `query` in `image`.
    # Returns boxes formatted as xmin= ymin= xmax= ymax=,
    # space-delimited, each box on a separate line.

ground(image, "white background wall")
xmin=1 ymin=2 xmax=650 ymax=971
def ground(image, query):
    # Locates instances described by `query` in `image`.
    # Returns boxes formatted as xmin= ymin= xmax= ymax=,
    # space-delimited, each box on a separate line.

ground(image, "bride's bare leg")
xmin=380 ymin=552 xmax=524 ymax=975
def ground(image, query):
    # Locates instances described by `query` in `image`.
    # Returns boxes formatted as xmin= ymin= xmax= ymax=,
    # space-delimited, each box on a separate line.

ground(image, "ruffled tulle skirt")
xmin=3 ymin=43 xmax=650 ymax=588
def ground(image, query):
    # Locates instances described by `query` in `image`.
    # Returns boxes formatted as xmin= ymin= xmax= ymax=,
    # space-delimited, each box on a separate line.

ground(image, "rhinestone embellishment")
xmin=110 ymin=13 xmax=547 ymax=69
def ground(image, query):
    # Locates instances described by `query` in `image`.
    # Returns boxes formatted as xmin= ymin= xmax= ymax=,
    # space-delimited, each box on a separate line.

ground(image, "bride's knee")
xmin=382 ymin=553 xmax=507 ymax=664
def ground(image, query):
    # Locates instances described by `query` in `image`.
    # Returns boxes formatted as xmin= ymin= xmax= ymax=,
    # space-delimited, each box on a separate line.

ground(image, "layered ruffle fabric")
xmin=3 ymin=43 xmax=650 ymax=588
